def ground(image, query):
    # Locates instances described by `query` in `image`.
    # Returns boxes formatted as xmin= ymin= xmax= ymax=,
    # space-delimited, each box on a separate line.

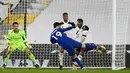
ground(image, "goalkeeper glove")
xmin=25 ymin=43 xmax=32 ymax=49
xmin=8 ymin=42 xmax=13 ymax=46
xmin=6 ymin=39 xmax=13 ymax=46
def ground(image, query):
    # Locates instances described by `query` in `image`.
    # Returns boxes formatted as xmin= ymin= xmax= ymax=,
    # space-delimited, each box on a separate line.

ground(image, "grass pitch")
xmin=0 ymin=68 xmax=130 ymax=73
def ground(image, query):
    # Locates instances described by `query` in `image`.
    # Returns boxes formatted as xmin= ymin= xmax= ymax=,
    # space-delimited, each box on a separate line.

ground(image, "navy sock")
xmin=74 ymin=57 xmax=83 ymax=69
xmin=86 ymin=44 xmax=97 ymax=50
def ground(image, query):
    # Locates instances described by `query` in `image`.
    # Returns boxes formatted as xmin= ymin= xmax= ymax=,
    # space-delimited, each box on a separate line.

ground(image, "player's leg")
xmin=82 ymin=43 xmax=106 ymax=53
xmin=73 ymin=40 xmax=106 ymax=53
xmin=72 ymin=54 xmax=83 ymax=69
xmin=72 ymin=46 xmax=90 ymax=70
xmin=72 ymin=48 xmax=82 ymax=70
xmin=77 ymin=48 xmax=85 ymax=61
xmin=75 ymin=48 xmax=81 ymax=56
xmin=71 ymin=54 xmax=83 ymax=70
xmin=59 ymin=47 xmax=64 ymax=70
xmin=20 ymin=43 xmax=39 ymax=67
xmin=3 ymin=46 xmax=16 ymax=68
xmin=67 ymin=47 xmax=84 ymax=70
xmin=24 ymin=48 xmax=39 ymax=67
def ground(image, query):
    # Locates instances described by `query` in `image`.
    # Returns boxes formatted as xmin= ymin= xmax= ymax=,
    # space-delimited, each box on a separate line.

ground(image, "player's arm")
xmin=50 ymin=39 xmax=56 ymax=44
xmin=21 ymin=30 xmax=27 ymax=43
xmin=60 ymin=26 xmax=76 ymax=32
xmin=6 ymin=30 xmax=13 ymax=45
xmin=82 ymin=25 xmax=89 ymax=37
xmin=21 ymin=30 xmax=32 ymax=49
xmin=68 ymin=22 xmax=75 ymax=26
xmin=60 ymin=22 xmax=76 ymax=32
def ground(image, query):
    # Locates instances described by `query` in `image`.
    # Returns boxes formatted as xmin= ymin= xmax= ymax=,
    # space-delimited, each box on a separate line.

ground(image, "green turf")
xmin=0 ymin=68 xmax=130 ymax=73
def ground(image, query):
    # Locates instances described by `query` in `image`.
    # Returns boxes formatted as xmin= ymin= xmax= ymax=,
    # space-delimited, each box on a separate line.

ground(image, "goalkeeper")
xmin=2 ymin=22 xmax=39 ymax=68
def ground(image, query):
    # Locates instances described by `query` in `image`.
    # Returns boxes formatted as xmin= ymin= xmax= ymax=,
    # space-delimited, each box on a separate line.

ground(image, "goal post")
xmin=112 ymin=0 xmax=130 ymax=70
xmin=112 ymin=0 xmax=117 ymax=70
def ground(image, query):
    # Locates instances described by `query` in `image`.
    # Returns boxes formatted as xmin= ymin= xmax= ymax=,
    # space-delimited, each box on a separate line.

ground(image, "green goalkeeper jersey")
xmin=7 ymin=29 xmax=27 ymax=44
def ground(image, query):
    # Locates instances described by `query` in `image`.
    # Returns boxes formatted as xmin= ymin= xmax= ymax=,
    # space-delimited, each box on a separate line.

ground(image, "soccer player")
xmin=72 ymin=18 xmax=90 ymax=70
xmin=50 ymin=22 xmax=106 ymax=70
xmin=75 ymin=18 xmax=89 ymax=44
xmin=58 ymin=12 xmax=74 ymax=69
xmin=2 ymin=22 xmax=39 ymax=68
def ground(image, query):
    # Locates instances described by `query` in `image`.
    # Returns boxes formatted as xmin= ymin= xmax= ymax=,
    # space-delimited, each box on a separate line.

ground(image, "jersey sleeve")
xmin=6 ymin=30 xmax=12 ymax=44
xmin=82 ymin=25 xmax=89 ymax=37
xmin=59 ymin=26 xmax=76 ymax=32
xmin=82 ymin=30 xmax=88 ymax=37
xmin=21 ymin=29 xmax=27 ymax=43
xmin=68 ymin=22 xmax=75 ymax=26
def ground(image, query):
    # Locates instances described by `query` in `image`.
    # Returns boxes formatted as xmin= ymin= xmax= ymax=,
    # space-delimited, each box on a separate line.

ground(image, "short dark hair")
xmin=13 ymin=22 xmax=18 ymax=26
xmin=53 ymin=22 xmax=61 ymax=28
xmin=77 ymin=18 xmax=83 ymax=23
xmin=63 ymin=12 xmax=68 ymax=16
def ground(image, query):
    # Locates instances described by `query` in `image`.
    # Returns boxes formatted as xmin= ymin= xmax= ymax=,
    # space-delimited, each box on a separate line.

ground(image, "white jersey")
xmin=60 ymin=21 xmax=75 ymax=39
xmin=75 ymin=25 xmax=88 ymax=43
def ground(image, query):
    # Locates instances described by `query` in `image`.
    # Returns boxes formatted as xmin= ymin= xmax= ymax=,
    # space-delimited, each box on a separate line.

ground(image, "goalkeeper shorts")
xmin=9 ymin=42 xmax=27 ymax=52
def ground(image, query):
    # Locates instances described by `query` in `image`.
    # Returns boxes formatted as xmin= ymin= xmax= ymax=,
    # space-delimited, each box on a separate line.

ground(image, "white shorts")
xmin=75 ymin=37 xmax=86 ymax=43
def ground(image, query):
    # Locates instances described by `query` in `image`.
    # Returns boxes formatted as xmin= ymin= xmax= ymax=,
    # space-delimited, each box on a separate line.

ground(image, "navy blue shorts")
xmin=62 ymin=40 xmax=82 ymax=56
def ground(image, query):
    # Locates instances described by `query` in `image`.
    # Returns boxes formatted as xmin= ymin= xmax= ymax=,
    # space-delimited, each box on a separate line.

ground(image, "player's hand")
xmin=8 ymin=42 xmax=13 ymax=46
xmin=28 ymin=45 xmax=32 ymax=49
xmin=26 ymin=43 xmax=32 ymax=49
xmin=68 ymin=22 xmax=76 ymax=27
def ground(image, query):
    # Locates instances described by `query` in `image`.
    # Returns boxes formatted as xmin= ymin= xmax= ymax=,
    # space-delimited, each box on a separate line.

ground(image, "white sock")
xmin=72 ymin=62 xmax=78 ymax=70
xmin=78 ymin=55 xmax=83 ymax=61
xmin=72 ymin=64 xmax=77 ymax=70
xmin=59 ymin=52 xmax=64 ymax=66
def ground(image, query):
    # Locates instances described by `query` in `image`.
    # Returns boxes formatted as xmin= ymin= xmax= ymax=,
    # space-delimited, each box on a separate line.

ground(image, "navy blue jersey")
xmin=50 ymin=26 xmax=75 ymax=46
xmin=50 ymin=26 xmax=83 ymax=56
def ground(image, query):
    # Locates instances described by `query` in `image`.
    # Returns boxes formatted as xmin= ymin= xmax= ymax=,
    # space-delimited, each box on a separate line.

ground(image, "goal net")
xmin=0 ymin=0 xmax=129 ymax=70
